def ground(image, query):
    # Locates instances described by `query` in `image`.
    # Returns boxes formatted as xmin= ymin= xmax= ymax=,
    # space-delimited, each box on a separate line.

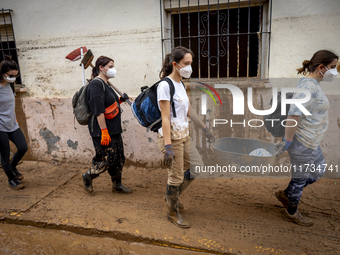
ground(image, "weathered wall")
xmin=3 ymin=0 xmax=340 ymax=169
xmin=3 ymin=0 xmax=163 ymax=98
xmin=270 ymin=0 xmax=340 ymax=81
xmin=3 ymin=0 xmax=165 ymax=166
xmin=16 ymin=98 xmax=162 ymax=167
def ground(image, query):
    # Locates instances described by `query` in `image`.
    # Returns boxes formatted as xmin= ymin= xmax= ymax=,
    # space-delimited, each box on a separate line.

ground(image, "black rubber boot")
xmin=12 ymin=167 xmax=24 ymax=181
xmin=164 ymin=169 xmax=194 ymax=210
xmin=179 ymin=169 xmax=194 ymax=195
xmin=164 ymin=195 xmax=184 ymax=210
xmin=82 ymin=170 xmax=98 ymax=194
xmin=8 ymin=178 xmax=25 ymax=190
xmin=111 ymin=175 xmax=132 ymax=194
xmin=166 ymin=184 xmax=190 ymax=228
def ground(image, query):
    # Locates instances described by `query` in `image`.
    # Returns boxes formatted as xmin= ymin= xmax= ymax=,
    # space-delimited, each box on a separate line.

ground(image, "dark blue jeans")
xmin=284 ymin=137 xmax=326 ymax=206
xmin=0 ymin=128 xmax=28 ymax=180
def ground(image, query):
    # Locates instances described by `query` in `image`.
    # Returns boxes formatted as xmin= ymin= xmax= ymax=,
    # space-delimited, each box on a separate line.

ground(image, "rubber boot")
xmin=164 ymin=169 xmax=194 ymax=210
xmin=166 ymin=184 xmax=190 ymax=228
xmin=164 ymin=195 xmax=184 ymax=210
xmin=179 ymin=169 xmax=194 ymax=196
xmin=111 ymin=174 xmax=132 ymax=194
xmin=82 ymin=170 xmax=99 ymax=194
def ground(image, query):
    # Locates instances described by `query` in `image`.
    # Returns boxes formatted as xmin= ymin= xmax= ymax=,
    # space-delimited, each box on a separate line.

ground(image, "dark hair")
xmin=159 ymin=46 xmax=194 ymax=79
xmin=297 ymin=50 xmax=338 ymax=75
xmin=91 ymin=55 xmax=114 ymax=80
xmin=0 ymin=55 xmax=19 ymax=83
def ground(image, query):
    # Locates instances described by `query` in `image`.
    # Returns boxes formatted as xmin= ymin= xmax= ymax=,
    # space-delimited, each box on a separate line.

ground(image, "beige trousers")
xmin=158 ymin=135 xmax=203 ymax=186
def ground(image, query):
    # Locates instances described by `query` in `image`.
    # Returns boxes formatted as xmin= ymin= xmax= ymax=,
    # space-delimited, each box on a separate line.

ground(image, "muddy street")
xmin=0 ymin=161 xmax=340 ymax=254
xmin=0 ymin=223 xmax=209 ymax=255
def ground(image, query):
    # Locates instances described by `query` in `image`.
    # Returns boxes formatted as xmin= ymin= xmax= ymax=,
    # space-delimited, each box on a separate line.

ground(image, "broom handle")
xmin=80 ymin=47 xmax=86 ymax=87
xmin=89 ymin=63 xmax=132 ymax=106
xmin=108 ymin=80 xmax=132 ymax=106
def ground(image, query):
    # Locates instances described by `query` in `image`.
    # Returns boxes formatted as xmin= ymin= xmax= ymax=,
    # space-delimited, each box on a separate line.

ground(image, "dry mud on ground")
xmin=0 ymin=161 xmax=340 ymax=255
xmin=0 ymin=223 xmax=207 ymax=255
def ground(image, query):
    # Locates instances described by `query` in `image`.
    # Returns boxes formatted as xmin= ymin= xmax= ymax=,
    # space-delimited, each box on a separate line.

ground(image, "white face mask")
xmin=320 ymin=66 xmax=338 ymax=82
xmin=3 ymin=74 xmax=16 ymax=83
xmin=176 ymin=63 xmax=192 ymax=79
xmin=103 ymin=67 xmax=117 ymax=78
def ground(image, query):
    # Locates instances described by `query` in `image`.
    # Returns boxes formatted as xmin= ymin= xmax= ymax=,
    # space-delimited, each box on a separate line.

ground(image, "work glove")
xmin=275 ymin=138 xmax=293 ymax=156
xmin=203 ymin=127 xmax=215 ymax=143
xmin=119 ymin=93 xmax=129 ymax=103
xmin=163 ymin=144 xmax=175 ymax=168
xmin=101 ymin=128 xmax=111 ymax=146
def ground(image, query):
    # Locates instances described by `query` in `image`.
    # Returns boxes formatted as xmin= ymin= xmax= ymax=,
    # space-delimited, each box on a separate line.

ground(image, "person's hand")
xmin=275 ymin=138 xmax=293 ymax=156
xmin=163 ymin=144 xmax=175 ymax=168
xmin=101 ymin=128 xmax=111 ymax=146
xmin=119 ymin=93 xmax=129 ymax=103
xmin=203 ymin=127 xmax=215 ymax=143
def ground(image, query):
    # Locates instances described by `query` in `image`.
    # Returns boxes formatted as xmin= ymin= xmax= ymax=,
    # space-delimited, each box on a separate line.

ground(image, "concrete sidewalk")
xmin=1 ymin=161 xmax=339 ymax=255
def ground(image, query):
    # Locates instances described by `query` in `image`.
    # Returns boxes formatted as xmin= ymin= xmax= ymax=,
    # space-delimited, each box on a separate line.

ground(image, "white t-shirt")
xmin=157 ymin=77 xmax=189 ymax=140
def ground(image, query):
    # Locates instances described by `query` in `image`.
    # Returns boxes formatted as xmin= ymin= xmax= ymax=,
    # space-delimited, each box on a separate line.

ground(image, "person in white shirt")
xmin=157 ymin=46 xmax=214 ymax=228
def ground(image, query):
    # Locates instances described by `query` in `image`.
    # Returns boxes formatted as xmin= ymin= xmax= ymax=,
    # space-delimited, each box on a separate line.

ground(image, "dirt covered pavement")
xmin=0 ymin=161 xmax=340 ymax=255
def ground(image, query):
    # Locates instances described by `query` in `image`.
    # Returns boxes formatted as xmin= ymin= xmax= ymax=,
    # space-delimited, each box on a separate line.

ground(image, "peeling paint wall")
xmin=3 ymin=0 xmax=163 ymax=98
xmin=19 ymin=98 xmax=162 ymax=166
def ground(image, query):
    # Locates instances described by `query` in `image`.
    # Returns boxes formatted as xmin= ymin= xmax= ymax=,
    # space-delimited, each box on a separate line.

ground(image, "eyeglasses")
xmin=6 ymin=73 xmax=20 ymax=78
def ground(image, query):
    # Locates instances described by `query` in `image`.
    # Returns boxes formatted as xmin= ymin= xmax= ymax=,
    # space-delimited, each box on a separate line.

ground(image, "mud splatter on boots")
xmin=82 ymin=170 xmax=99 ymax=194
xmin=164 ymin=169 xmax=194 ymax=210
xmin=179 ymin=169 xmax=194 ymax=195
xmin=111 ymin=174 xmax=132 ymax=194
xmin=166 ymin=184 xmax=190 ymax=228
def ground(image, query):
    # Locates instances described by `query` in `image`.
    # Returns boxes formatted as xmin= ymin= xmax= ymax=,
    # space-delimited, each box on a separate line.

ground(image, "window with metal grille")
xmin=160 ymin=0 xmax=272 ymax=79
xmin=0 ymin=9 xmax=22 ymax=85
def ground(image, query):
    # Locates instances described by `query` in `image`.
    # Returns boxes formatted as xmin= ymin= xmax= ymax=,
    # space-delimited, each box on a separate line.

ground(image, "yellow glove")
xmin=101 ymin=128 xmax=111 ymax=146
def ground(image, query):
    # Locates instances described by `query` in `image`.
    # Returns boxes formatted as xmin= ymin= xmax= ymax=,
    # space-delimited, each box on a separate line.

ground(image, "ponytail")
xmin=296 ymin=60 xmax=310 ymax=75
xmin=159 ymin=53 xmax=173 ymax=79
xmin=159 ymin=46 xmax=194 ymax=79
xmin=297 ymin=50 xmax=338 ymax=76
xmin=91 ymin=66 xmax=99 ymax=80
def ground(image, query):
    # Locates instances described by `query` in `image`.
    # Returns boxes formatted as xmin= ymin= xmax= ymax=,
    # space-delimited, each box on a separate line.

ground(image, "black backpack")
xmin=264 ymin=92 xmax=294 ymax=137
xmin=131 ymin=77 xmax=183 ymax=132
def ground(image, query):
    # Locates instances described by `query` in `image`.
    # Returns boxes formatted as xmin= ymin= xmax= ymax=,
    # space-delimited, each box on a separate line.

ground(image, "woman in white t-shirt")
xmin=157 ymin=46 xmax=214 ymax=228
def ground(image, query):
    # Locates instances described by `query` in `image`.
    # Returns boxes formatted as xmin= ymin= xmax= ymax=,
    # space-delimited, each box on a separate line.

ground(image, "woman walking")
xmin=82 ymin=56 xmax=131 ymax=194
xmin=0 ymin=55 xmax=28 ymax=190
xmin=158 ymin=46 xmax=214 ymax=228
xmin=275 ymin=50 xmax=338 ymax=226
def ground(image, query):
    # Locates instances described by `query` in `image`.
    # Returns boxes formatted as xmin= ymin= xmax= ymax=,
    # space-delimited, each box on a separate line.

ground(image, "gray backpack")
xmin=72 ymin=78 xmax=105 ymax=126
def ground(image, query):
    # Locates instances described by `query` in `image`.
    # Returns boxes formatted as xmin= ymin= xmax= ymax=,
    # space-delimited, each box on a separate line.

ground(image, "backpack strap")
xmin=162 ymin=77 xmax=177 ymax=118
xmin=93 ymin=77 xmax=106 ymax=92
xmin=89 ymin=78 xmax=106 ymax=133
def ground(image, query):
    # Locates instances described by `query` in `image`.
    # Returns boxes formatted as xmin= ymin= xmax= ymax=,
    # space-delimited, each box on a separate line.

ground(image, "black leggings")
xmin=0 ymin=128 xmax=28 ymax=180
